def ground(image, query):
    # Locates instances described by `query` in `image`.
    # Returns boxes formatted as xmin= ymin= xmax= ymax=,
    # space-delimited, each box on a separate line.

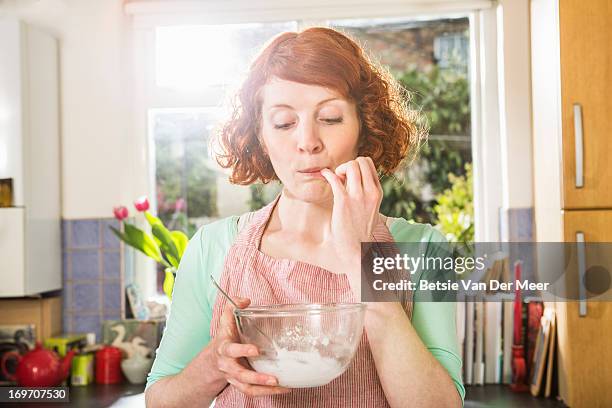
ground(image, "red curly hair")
xmin=215 ymin=27 xmax=426 ymax=185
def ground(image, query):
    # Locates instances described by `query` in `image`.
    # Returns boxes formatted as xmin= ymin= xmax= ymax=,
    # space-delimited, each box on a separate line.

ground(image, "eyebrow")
xmin=269 ymin=97 xmax=342 ymax=109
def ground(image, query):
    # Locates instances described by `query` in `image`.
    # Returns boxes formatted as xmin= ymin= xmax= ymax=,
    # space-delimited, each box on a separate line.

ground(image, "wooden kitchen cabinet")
xmin=559 ymin=0 xmax=612 ymax=209
xmin=532 ymin=1 xmax=612 ymax=407
xmin=554 ymin=210 xmax=612 ymax=407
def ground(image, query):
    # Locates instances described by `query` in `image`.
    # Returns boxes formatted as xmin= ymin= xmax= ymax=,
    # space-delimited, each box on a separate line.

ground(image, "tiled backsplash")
xmin=62 ymin=218 xmax=124 ymax=340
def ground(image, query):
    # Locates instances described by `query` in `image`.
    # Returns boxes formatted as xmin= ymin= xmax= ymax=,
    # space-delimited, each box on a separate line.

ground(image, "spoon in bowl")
xmin=209 ymin=273 xmax=277 ymax=353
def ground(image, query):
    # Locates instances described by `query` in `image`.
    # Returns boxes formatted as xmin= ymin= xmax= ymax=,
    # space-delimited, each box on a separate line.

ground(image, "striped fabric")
xmin=210 ymin=194 xmax=413 ymax=407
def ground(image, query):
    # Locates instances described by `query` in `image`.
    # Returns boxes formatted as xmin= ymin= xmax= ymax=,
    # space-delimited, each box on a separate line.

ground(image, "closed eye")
xmin=321 ymin=117 xmax=343 ymax=124
xmin=274 ymin=122 xmax=295 ymax=129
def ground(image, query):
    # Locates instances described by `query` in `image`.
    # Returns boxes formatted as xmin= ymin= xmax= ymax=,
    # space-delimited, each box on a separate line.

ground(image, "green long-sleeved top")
xmin=146 ymin=215 xmax=465 ymax=404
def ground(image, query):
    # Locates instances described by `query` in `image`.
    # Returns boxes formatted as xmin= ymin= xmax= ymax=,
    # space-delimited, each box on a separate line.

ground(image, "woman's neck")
xmin=268 ymin=188 xmax=333 ymax=243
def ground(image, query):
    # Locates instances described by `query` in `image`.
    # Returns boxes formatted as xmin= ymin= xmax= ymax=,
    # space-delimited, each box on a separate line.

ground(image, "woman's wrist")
xmin=145 ymin=344 xmax=226 ymax=408
xmin=334 ymin=253 xmax=360 ymax=298
xmin=363 ymin=302 xmax=413 ymax=348
xmin=364 ymin=301 xmax=405 ymax=320
xmin=179 ymin=339 xmax=228 ymax=400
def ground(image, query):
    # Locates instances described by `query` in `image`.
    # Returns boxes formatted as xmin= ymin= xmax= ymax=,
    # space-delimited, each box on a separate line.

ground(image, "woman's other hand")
xmin=211 ymin=297 xmax=291 ymax=397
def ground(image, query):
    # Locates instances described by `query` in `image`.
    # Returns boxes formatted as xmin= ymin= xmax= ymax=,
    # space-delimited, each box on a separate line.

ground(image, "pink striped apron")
xmin=210 ymin=193 xmax=413 ymax=407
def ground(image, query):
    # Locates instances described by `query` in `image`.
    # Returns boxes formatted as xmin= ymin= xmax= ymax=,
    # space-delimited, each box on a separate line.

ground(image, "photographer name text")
xmin=372 ymin=279 xmax=551 ymax=291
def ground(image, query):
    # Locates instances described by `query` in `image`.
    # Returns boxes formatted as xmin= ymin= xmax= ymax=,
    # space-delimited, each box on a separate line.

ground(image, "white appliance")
xmin=0 ymin=18 xmax=61 ymax=296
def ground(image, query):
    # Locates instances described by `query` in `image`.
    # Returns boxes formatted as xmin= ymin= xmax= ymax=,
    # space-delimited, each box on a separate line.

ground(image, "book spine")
xmin=464 ymin=299 xmax=474 ymax=385
xmin=502 ymin=300 xmax=514 ymax=383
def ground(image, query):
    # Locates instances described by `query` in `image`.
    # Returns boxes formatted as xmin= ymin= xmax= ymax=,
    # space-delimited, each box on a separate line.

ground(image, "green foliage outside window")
xmin=155 ymin=138 xmax=218 ymax=238
xmin=397 ymin=66 xmax=470 ymax=136
xmin=380 ymin=65 xmax=473 ymax=239
xmin=433 ymin=163 xmax=474 ymax=243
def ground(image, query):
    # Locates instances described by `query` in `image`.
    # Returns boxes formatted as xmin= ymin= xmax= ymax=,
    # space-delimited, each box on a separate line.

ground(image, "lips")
xmin=298 ymin=167 xmax=326 ymax=173
xmin=297 ymin=167 xmax=328 ymax=179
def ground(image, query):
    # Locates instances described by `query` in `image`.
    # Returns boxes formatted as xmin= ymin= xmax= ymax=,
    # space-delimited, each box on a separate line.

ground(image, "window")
xmin=148 ymin=22 xmax=297 ymax=293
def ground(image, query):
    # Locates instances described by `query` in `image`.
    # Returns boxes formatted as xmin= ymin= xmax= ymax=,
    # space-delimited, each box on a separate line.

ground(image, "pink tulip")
xmin=113 ymin=206 xmax=128 ymax=221
xmin=134 ymin=196 xmax=150 ymax=212
xmin=175 ymin=198 xmax=186 ymax=212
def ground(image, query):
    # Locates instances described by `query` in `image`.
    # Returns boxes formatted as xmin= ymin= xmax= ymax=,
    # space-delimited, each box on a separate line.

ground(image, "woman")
xmin=145 ymin=27 xmax=464 ymax=407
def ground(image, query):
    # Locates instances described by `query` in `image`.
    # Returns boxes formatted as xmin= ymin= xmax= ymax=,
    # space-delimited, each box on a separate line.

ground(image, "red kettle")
xmin=0 ymin=342 xmax=75 ymax=387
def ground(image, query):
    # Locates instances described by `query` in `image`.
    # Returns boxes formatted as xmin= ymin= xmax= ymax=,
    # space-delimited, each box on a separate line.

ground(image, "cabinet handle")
xmin=576 ymin=232 xmax=587 ymax=317
xmin=574 ymin=104 xmax=584 ymax=188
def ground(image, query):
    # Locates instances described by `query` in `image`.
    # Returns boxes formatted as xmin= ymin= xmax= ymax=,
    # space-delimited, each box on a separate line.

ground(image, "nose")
xmin=296 ymin=118 xmax=323 ymax=154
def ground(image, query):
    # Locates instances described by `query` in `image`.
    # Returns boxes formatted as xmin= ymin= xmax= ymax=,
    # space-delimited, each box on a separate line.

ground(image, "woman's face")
xmin=259 ymin=77 xmax=360 ymax=203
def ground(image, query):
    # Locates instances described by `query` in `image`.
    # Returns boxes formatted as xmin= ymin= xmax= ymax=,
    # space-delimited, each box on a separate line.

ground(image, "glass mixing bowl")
xmin=234 ymin=303 xmax=366 ymax=388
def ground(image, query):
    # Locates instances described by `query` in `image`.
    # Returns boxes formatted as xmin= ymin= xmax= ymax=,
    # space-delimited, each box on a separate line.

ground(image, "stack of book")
xmin=457 ymin=259 xmax=558 ymax=399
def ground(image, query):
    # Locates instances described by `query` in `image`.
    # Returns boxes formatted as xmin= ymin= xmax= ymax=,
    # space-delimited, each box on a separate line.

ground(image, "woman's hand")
xmin=320 ymin=156 xmax=384 ymax=288
xmin=211 ymin=297 xmax=291 ymax=397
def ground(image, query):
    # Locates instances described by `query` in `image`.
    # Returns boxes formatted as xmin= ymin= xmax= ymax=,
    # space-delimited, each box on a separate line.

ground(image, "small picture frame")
xmin=126 ymin=284 xmax=149 ymax=320
xmin=0 ymin=178 xmax=13 ymax=207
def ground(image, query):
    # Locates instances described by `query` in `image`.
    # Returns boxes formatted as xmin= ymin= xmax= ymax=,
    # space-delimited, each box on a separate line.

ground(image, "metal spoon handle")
xmin=209 ymin=274 xmax=277 ymax=352
xmin=210 ymin=273 xmax=239 ymax=308
xmin=210 ymin=273 xmax=245 ymax=333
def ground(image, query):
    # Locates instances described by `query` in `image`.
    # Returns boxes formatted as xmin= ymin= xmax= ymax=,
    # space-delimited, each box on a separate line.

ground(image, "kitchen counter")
xmin=465 ymin=385 xmax=567 ymax=407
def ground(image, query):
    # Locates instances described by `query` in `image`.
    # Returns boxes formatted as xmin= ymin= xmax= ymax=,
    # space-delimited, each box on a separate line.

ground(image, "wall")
xmin=496 ymin=0 xmax=534 ymax=243
xmin=59 ymin=0 xmax=136 ymax=219
xmin=0 ymin=0 xmax=137 ymax=219
xmin=497 ymin=0 xmax=533 ymax=211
